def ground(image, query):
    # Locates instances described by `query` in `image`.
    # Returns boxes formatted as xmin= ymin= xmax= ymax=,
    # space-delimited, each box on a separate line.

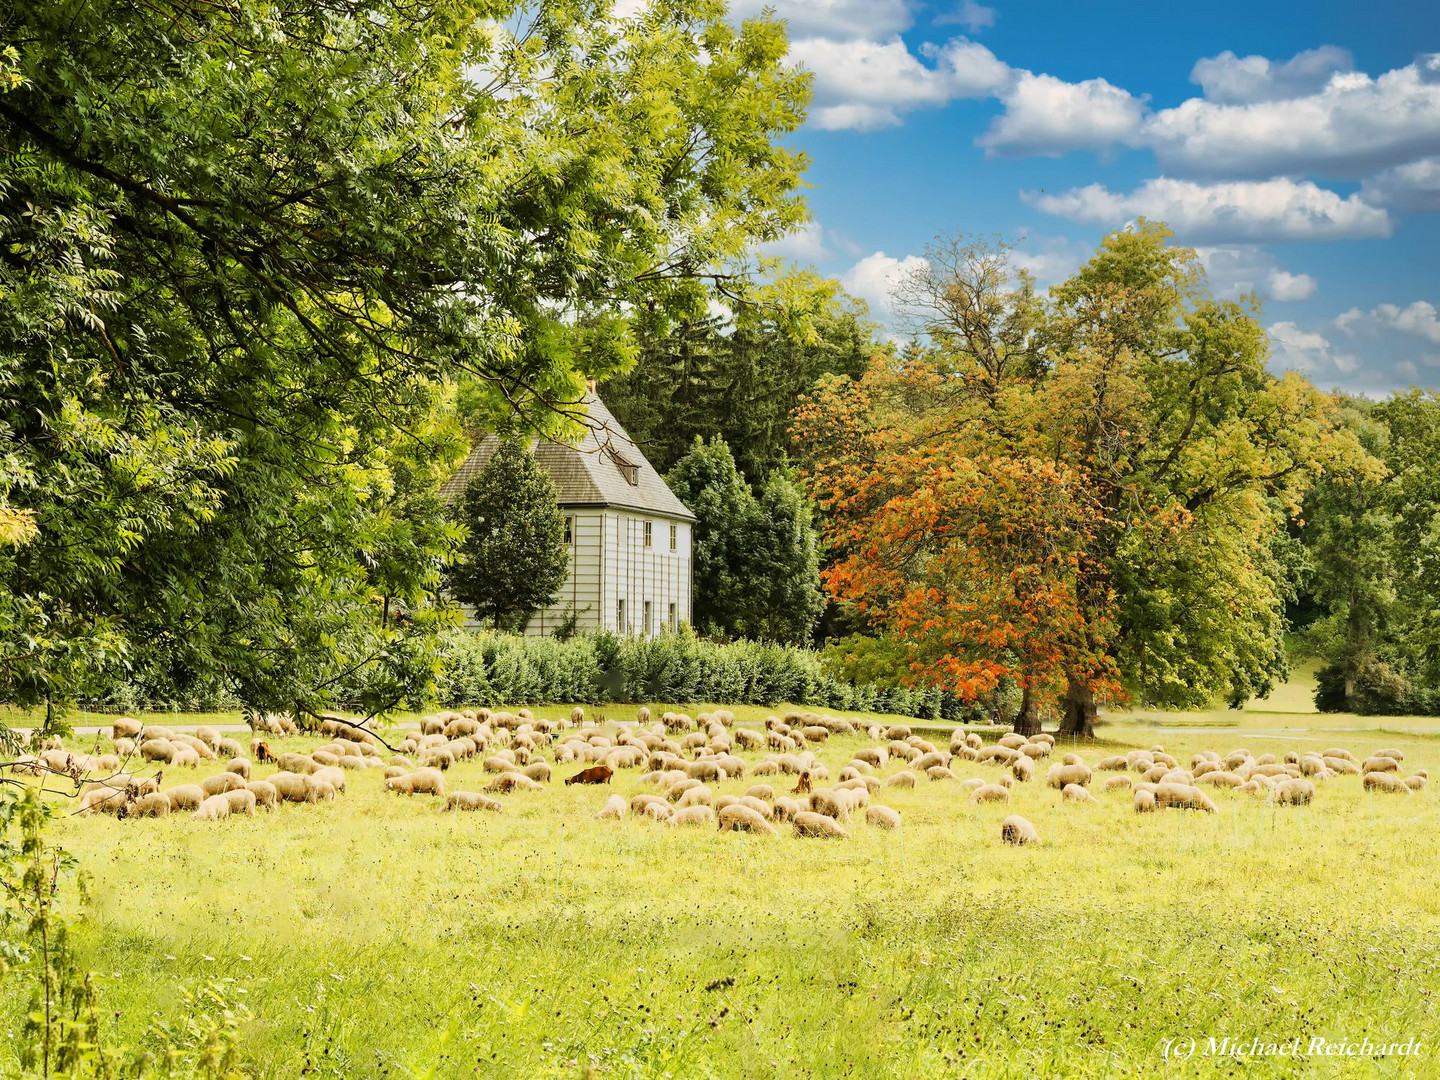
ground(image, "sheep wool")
xmin=444 ymin=792 xmax=504 ymax=813
xmin=1133 ymin=789 xmax=1158 ymax=813
xmin=671 ymin=805 xmax=715 ymax=827
xmin=128 ymin=792 xmax=171 ymax=818
xmin=886 ymin=771 xmax=917 ymax=789
xmin=1274 ymin=778 xmax=1315 ymax=806
xmin=224 ymin=788 xmax=258 ymax=815
xmin=1102 ymin=775 xmax=1133 ymax=793
xmin=246 ymin=781 xmax=278 ymax=809
xmin=1362 ymin=771 xmax=1410 ymax=794
xmin=165 ymin=784 xmax=206 ymax=811
xmin=1001 ymin=815 xmax=1040 ymax=845
xmin=194 ymin=793 xmax=232 ymax=821
xmin=1046 ymin=763 xmax=1093 ymax=789
xmin=201 ymin=772 xmax=245 ymax=797
xmin=1062 ymin=783 xmax=1094 ymax=803
xmin=718 ymin=804 xmax=774 ymax=835
xmin=225 ymin=758 xmax=252 ymax=780
xmin=386 ymin=768 xmax=446 ymax=797
xmin=866 ymin=805 xmax=901 ymax=830
xmin=793 ymin=811 xmax=850 ymax=839
xmin=970 ymin=784 xmax=1010 ymax=804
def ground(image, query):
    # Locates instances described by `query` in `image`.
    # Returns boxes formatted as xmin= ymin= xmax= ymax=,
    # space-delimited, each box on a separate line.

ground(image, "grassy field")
xmin=7 ymin=696 xmax=1440 ymax=1078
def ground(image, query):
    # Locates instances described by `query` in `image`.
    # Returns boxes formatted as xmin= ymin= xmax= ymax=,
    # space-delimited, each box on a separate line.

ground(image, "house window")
xmin=643 ymin=521 xmax=652 ymax=547
xmin=644 ymin=600 xmax=652 ymax=635
xmin=607 ymin=447 xmax=640 ymax=485
xmin=563 ymin=516 xmax=573 ymax=545
xmin=668 ymin=602 xmax=677 ymax=630
xmin=616 ymin=598 xmax=626 ymax=633
xmin=669 ymin=523 xmax=677 ymax=551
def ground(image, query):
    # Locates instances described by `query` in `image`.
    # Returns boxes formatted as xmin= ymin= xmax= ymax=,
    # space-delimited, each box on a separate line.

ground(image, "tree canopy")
xmin=0 ymin=0 xmax=811 ymax=715
xmin=794 ymin=225 xmax=1372 ymax=734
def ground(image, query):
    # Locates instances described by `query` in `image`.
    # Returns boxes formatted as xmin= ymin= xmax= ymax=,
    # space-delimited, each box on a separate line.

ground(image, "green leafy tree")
xmin=0 ymin=0 xmax=810 ymax=718
xmin=447 ymin=441 xmax=569 ymax=633
xmin=604 ymin=271 xmax=879 ymax=483
xmin=666 ymin=436 xmax=822 ymax=643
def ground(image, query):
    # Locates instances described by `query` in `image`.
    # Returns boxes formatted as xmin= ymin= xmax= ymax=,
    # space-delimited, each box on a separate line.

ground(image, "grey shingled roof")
xmin=439 ymin=393 xmax=696 ymax=521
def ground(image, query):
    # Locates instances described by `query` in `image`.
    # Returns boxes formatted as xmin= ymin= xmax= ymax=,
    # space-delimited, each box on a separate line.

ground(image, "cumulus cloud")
xmin=793 ymin=35 xmax=1012 ymax=131
xmin=936 ymin=0 xmax=996 ymax=32
xmin=1361 ymin=156 xmax=1440 ymax=212
xmin=1195 ymin=246 xmax=1318 ymax=302
xmin=728 ymin=0 xmax=914 ymax=40
xmin=841 ymin=251 xmax=927 ymax=321
xmin=1143 ymin=57 xmax=1440 ymax=178
xmin=978 ymin=72 xmax=1147 ymax=156
xmin=1022 ymin=177 xmax=1392 ymax=242
xmin=1189 ymin=46 xmax=1354 ymax=104
xmin=759 ymin=220 xmax=832 ymax=263
xmin=1268 ymin=321 xmax=1361 ymax=380
xmin=1336 ymin=301 xmax=1440 ymax=344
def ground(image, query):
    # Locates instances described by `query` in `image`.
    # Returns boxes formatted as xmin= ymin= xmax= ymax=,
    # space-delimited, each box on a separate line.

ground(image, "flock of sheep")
xmin=13 ymin=706 xmax=1428 ymax=847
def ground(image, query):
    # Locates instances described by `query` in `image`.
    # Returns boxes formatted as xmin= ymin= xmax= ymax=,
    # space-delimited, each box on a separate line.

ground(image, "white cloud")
xmin=759 ymin=220 xmax=832 ymax=262
xmin=1007 ymin=234 xmax=1092 ymax=286
xmin=1195 ymin=246 xmax=1318 ymax=302
xmin=936 ymin=0 xmax=996 ymax=33
xmin=1268 ymin=270 xmax=1318 ymax=302
xmin=1268 ymin=321 xmax=1361 ymax=380
xmin=1362 ymin=156 xmax=1440 ymax=212
xmin=792 ymin=35 xmax=1012 ymax=131
xmin=979 ymin=72 xmax=1146 ymax=156
xmin=728 ymin=0 xmax=914 ymax=40
xmin=1189 ymin=46 xmax=1353 ymax=104
xmin=1143 ymin=57 xmax=1440 ymax=178
xmin=1023 ymin=177 xmax=1392 ymax=242
xmin=1336 ymin=301 xmax=1440 ymax=344
xmin=841 ymin=251 xmax=927 ymax=320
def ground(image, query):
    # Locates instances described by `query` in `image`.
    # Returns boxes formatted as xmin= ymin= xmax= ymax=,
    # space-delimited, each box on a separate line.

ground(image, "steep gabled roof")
xmin=439 ymin=393 xmax=696 ymax=522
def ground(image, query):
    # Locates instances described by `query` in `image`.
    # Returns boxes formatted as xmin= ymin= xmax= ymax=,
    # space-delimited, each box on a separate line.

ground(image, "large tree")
xmin=796 ymin=225 xmax=1368 ymax=735
xmin=665 ymin=436 xmax=822 ymax=643
xmin=447 ymin=440 xmax=568 ymax=632
xmin=603 ymin=271 xmax=879 ymax=484
xmin=0 ymin=0 xmax=810 ymax=718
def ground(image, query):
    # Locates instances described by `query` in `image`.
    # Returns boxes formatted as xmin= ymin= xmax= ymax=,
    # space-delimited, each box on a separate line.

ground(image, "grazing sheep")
xmin=772 ymin=797 xmax=804 ymax=822
xmin=1376 ymin=748 xmax=1404 ymax=762
xmin=1133 ymin=789 xmax=1158 ymax=813
xmin=246 ymin=781 xmax=278 ymax=809
xmin=926 ymin=765 xmax=957 ymax=782
xmin=1362 ymin=756 xmax=1400 ymax=775
xmin=1322 ymin=747 xmax=1359 ymax=764
xmin=1046 ymin=763 xmax=1093 ymax=789
xmin=1405 ymin=775 xmax=1427 ymax=792
xmin=165 ymin=784 xmax=206 ymax=811
xmin=79 ymin=785 xmax=130 ymax=815
xmin=793 ymin=811 xmax=850 ymax=839
xmin=140 ymin=739 xmax=175 ymax=764
xmin=223 ymin=788 xmax=257 ymax=816
xmin=866 ymin=805 xmax=901 ymax=830
xmin=1096 ymin=755 xmax=1128 ymax=771
xmin=671 ymin=805 xmax=714 ymax=827
xmin=630 ymin=794 xmax=669 ymax=815
xmin=1102 ymin=775 xmax=1133 ymax=793
xmin=385 ymin=768 xmax=446 ymax=797
xmin=486 ymin=772 xmax=542 ymax=794
xmin=1062 ymin=783 xmax=1094 ymax=803
xmin=126 ymin=792 xmax=171 ymax=818
xmin=595 ymin=794 xmax=628 ymax=819
xmin=1155 ymin=783 xmax=1217 ymax=812
xmin=885 ymin=771 xmax=917 ymax=789
xmin=311 ymin=765 xmax=346 ymax=794
xmin=808 ymin=790 xmax=846 ymax=820
xmin=1142 ymin=765 xmax=1169 ymax=783
xmin=1362 ymin=771 xmax=1410 ymax=794
xmin=1012 ymin=757 xmax=1035 ymax=783
xmin=718 ymin=804 xmax=774 ymax=835
xmin=565 ymin=765 xmax=614 ymax=785
xmin=444 ymin=792 xmax=504 ymax=813
xmin=193 ymin=726 xmax=222 ymax=752
xmin=1199 ymin=771 xmax=1243 ymax=788
xmin=218 ymin=738 xmax=244 ymax=759
xmin=676 ymin=784 xmax=713 ymax=808
xmin=639 ymin=801 xmax=673 ymax=823
xmin=852 ymin=747 xmax=888 ymax=769
xmin=885 ymin=725 xmax=912 ymax=740
xmin=225 ymin=758 xmax=252 ymax=780
xmin=523 ymin=761 xmax=552 ymax=784
xmin=745 ymin=784 xmax=775 ymax=802
xmin=200 ymin=772 xmax=245 ymax=797
xmin=970 ymin=784 xmax=1010 ymax=804
xmin=112 ymin=716 xmax=144 ymax=740
xmin=1323 ymin=756 xmax=1360 ymax=775
xmin=276 ymin=753 xmax=318 ymax=775
xmin=1001 ymin=815 xmax=1040 ymax=845
xmin=1274 ymin=778 xmax=1315 ymax=806
xmin=194 ymin=793 xmax=232 ymax=821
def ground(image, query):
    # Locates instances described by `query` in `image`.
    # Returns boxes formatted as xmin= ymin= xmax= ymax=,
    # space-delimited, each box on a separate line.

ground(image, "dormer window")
xmin=607 ymin=447 xmax=640 ymax=485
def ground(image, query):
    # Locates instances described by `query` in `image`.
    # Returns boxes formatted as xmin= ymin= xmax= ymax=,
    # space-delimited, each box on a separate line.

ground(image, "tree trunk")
xmin=1012 ymin=683 xmax=1042 ymax=737
xmin=1058 ymin=677 xmax=1097 ymax=739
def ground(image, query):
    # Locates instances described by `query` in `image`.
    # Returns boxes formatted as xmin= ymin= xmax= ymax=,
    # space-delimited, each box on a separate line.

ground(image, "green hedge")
xmin=433 ymin=628 xmax=963 ymax=719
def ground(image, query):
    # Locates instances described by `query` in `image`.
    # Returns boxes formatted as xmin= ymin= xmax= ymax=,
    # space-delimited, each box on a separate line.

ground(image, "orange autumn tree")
xmin=796 ymin=224 xmax=1370 ymax=735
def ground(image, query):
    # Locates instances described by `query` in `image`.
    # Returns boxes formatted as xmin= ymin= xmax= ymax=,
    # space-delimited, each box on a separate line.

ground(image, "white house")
xmin=440 ymin=392 xmax=696 ymax=637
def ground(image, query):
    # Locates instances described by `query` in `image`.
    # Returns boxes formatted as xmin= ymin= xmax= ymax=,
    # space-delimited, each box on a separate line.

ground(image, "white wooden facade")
xmin=524 ymin=509 xmax=694 ymax=637
xmin=441 ymin=392 xmax=696 ymax=639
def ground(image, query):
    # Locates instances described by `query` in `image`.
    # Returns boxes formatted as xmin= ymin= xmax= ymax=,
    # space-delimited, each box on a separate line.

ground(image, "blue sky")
xmin=736 ymin=0 xmax=1440 ymax=395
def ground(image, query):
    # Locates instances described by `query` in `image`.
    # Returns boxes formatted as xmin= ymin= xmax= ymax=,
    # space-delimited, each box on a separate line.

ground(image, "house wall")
xmin=522 ymin=511 xmax=693 ymax=638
